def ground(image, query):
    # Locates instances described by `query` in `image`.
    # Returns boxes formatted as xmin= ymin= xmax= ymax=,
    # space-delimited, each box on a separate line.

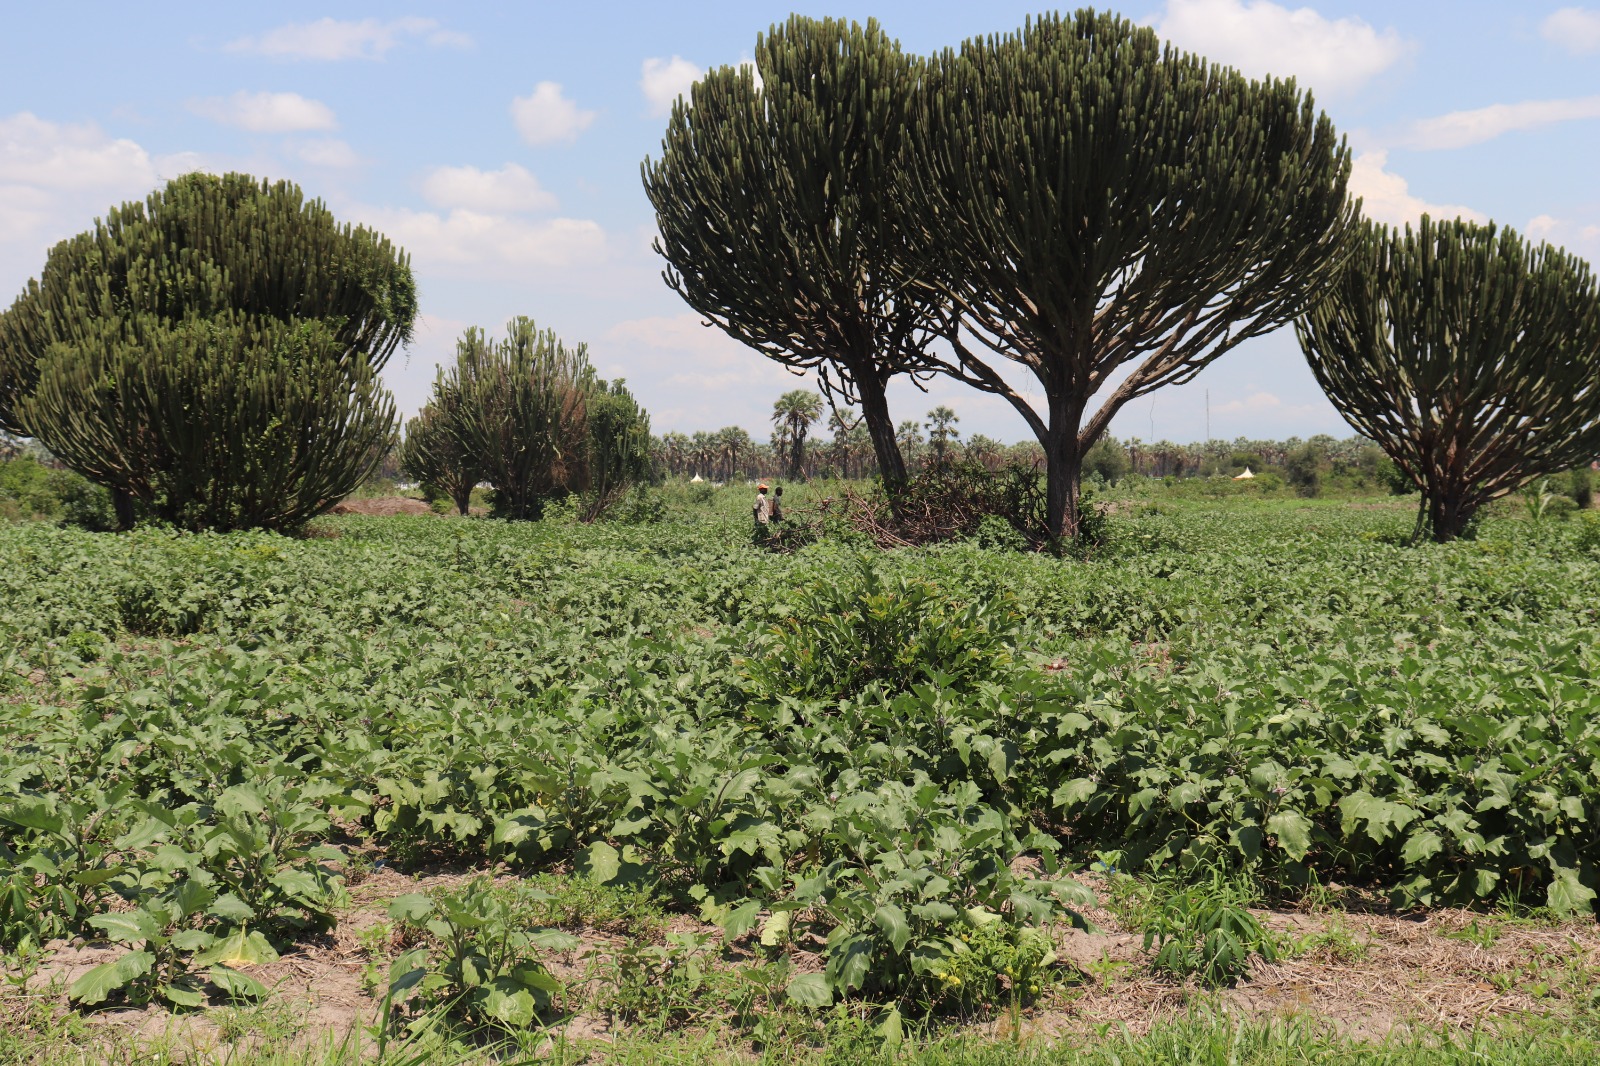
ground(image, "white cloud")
xmin=640 ymin=56 xmax=704 ymax=117
xmin=1150 ymin=0 xmax=1409 ymax=96
xmin=510 ymin=82 xmax=596 ymax=145
xmin=1400 ymin=95 xmax=1600 ymax=150
xmin=226 ymin=17 xmax=470 ymax=61
xmin=420 ymin=163 xmax=556 ymax=213
xmin=290 ymin=138 xmax=360 ymax=168
xmin=1347 ymin=151 xmax=1484 ymax=227
xmin=189 ymin=91 xmax=337 ymax=133
xmin=600 ymin=313 xmax=808 ymax=428
xmin=0 ymin=113 xmax=209 ymax=295
xmin=606 ymin=314 xmax=748 ymax=368
xmin=1542 ymin=7 xmax=1600 ymax=55
xmin=1210 ymin=390 xmax=1322 ymax=419
xmin=356 ymin=206 xmax=606 ymax=272
xmin=0 ymin=112 xmax=156 ymax=192
xmin=1521 ymin=214 xmax=1600 ymax=259
xmin=1526 ymin=214 xmax=1561 ymax=239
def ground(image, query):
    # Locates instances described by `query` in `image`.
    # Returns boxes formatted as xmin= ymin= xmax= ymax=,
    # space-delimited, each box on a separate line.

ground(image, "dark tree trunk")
xmin=112 ymin=487 xmax=136 ymax=531
xmin=856 ymin=370 xmax=906 ymax=497
xmin=1429 ymin=492 xmax=1475 ymax=543
xmin=1042 ymin=397 xmax=1087 ymax=543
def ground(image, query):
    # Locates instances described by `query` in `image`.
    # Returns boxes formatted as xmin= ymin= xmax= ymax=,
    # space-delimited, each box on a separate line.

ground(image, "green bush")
xmin=385 ymin=878 xmax=579 ymax=1034
xmin=1132 ymin=869 xmax=1279 ymax=988
xmin=0 ymin=457 xmax=115 ymax=530
xmin=746 ymin=561 xmax=1018 ymax=701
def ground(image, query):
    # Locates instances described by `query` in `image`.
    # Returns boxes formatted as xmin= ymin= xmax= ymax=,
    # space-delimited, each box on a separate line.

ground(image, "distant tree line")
xmin=648 ymin=385 xmax=1453 ymax=499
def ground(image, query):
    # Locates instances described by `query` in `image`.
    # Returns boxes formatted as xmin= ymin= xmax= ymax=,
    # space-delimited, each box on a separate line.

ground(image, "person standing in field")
xmin=771 ymin=485 xmax=784 ymax=524
xmin=753 ymin=482 xmax=771 ymax=530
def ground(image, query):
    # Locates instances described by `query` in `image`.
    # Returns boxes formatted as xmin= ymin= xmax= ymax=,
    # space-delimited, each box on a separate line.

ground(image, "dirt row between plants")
xmin=10 ymin=870 xmax=1600 ymax=1060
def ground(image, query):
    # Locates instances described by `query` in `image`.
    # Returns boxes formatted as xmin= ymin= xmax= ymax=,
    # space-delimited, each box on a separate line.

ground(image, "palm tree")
xmin=772 ymin=390 xmax=823 ymax=479
xmin=965 ymin=433 xmax=1003 ymax=471
xmin=718 ymin=425 xmax=752 ymax=480
xmin=925 ymin=406 xmax=960 ymax=466
xmin=896 ymin=419 xmax=925 ymax=472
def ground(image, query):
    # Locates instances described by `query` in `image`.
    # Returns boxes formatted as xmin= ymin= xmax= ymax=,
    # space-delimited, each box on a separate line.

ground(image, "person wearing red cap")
xmin=753 ymin=483 xmax=771 ymax=530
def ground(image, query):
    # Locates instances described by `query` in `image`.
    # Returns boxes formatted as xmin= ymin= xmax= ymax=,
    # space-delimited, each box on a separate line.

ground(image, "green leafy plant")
xmin=68 ymin=880 xmax=274 ymax=1008
xmin=1139 ymin=869 xmax=1279 ymax=988
xmin=746 ymin=561 xmax=1018 ymax=701
xmin=385 ymin=877 xmax=579 ymax=1034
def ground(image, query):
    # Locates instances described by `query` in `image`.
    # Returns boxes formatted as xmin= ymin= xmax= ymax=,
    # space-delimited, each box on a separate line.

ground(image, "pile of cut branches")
xmin=769 ymin=461 xmax=1049 ymax=551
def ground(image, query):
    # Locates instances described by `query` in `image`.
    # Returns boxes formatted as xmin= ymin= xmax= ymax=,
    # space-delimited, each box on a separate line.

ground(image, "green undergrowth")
xmin=4 ymin=1012 xmax=1600 ymax=1066
xmin=3 ymin=496 xmax=1600 ymax=1035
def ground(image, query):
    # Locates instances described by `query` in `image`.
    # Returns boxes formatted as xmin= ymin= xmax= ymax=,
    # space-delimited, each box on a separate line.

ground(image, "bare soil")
xmin=328 ymin=497 xmax=433 ymax=517
xmin=9 ymin=872 xmax=1599 ymax=1060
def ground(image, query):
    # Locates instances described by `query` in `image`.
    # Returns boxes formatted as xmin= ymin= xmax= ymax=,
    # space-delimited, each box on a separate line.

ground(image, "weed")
xmin=385 ymin=877 xmax=579 ymax=1035
xmin=1137 ymin=868 xmax=1279 ymax=987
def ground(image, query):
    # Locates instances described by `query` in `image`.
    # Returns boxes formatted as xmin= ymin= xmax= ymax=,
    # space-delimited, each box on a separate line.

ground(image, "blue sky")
xmin=3 ymin=1 xmax=1598 ymax=445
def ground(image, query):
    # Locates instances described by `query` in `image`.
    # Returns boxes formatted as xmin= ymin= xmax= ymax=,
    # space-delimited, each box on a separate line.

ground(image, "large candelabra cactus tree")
xmin=643 ymin=15 xmax=947 ymax=491
xmin=899 ymin=10 xmax=1358 ymax=540
xmin=1298 ymin=217 xmax=1600 ymax=542
xmin=0 ymin=172 xmax=415 ymax=531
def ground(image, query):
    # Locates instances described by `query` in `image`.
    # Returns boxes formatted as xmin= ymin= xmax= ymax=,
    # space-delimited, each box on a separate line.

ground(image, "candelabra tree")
xmin=643 ymin=15 xmax=946 ymax=493
xmin=582 ymin=378 xmax=654 ymax=518
xmin=401 ymin=383 xmax=480 ymax=516
xmin=20 ymin=318 xmax=401 ymax=532
xmin=1298 ymin=216 xmax=1600 ymax=542
xmin=450 ymin=318 xmax=593 ymax=521
xmin=899 ymin=9 xmax=1357 ymax=539
xmin=0 ymin=172 xmax=415 ymax=530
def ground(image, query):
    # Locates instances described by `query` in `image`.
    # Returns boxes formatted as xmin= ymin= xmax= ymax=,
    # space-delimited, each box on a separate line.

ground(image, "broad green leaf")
xmin=1400 ymin=830 xmax=1443 ymax=865
xmin=964 ymin=906 xmax=1001 ymax=927
xmin=70 ymin=867 xmax=126 ymax=888
xmin=1266 ymin=810 xmax=1313 ymax=861
xmin=720 ymin=901 xmax=760 ymax=940
xmin=786 ymin=972 xmax=833 ymax=1007
xmin=0 ymin=801 xmax=65 ymax=835
xmin=70 ymin=950 xmax=153 ymax=1004
xmin=195 ymin=928 xmax=279 ymax=967
xmin=1051 ymin=778 xmax=1097 ymax=808
xmin=876 ymin=1006 xmax=905 ymax=1047
xmin=511 ymin=964 xmax=563 ymax=994
xmin=88 ymin=911 xmax=160 ymax=944
xmin=388 ymin=894 xmax=433 ymax=922
xmin=483 ymin=984 xmax=536 ymax=1027
xmin=209 ymin=965 xmax=267 ymax=1002
xmin=171 ymin=879 xmax=216 ymax=918
xmin=160 ymin=981 xmax=206 ymax=1008
xmin=210 ymin=894 xmax=257 ymax=922
xmin=1547 ymin=869 xmax=1597 ymax=915
xmin=759 ymin=909 xmax=792 ymax=948
xmin=874 ymin=904 xmax=911 ymax=953
xmin=584 ymin=841 xmax=621 ymax=884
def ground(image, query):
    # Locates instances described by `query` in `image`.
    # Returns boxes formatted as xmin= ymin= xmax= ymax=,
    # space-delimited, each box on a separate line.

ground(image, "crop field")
xmin=3 ymin=489 xmax=1600 ymax=1064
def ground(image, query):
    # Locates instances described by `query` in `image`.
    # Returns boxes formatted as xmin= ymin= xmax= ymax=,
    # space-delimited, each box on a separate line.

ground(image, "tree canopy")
xmin=409 ymin=318 xmax=655 ymax=521
xmin=643 ymin=15 xmax=946 ymax=487
xmin=1298 ymin=216 xmax=1600 ymax=542
xmin=899 ymin=10 xmax=1357 ymax=538
xmin=0 ymin=172 xmax=415 ymax=531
